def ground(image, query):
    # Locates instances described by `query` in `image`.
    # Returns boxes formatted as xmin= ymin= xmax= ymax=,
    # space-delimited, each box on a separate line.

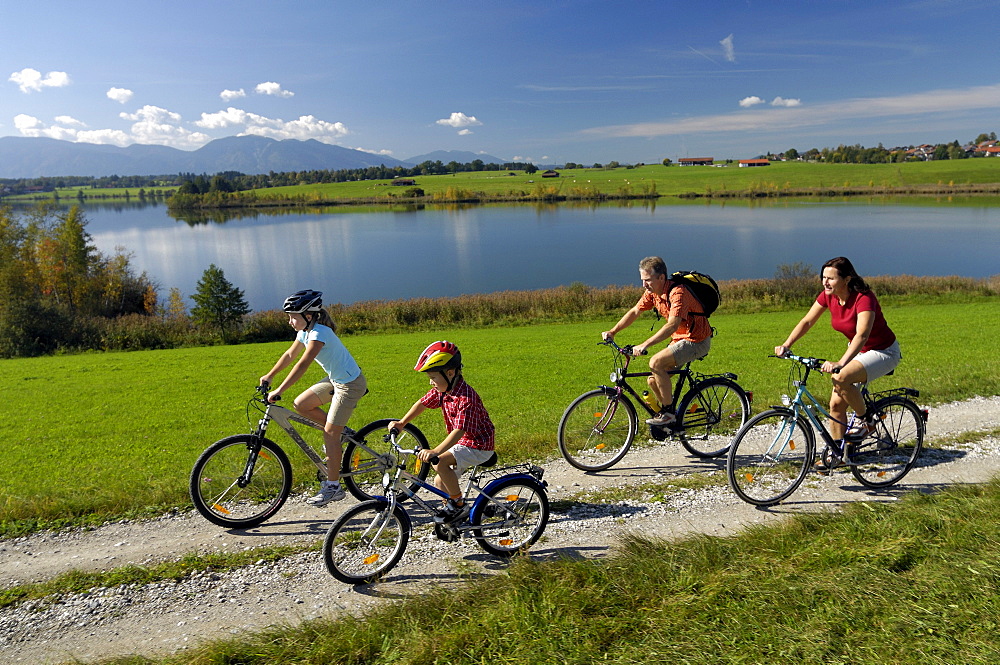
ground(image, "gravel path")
xmin=3 ymin=396 xmax=999 ymax=664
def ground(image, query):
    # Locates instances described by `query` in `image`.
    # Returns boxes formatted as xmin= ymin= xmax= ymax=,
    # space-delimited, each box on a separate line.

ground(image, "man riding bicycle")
xmin=602 ymin=256 xmax=712 ymax=427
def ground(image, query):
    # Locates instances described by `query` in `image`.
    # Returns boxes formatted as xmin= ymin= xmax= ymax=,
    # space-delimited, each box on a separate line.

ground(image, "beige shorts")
xmin=667 ymin=336 xmax=712 ymax=365
xmin=307 ymin=373 xmax=368 ymax=426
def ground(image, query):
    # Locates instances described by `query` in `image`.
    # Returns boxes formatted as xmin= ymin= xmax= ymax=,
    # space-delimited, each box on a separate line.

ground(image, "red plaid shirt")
xmin=419 ymin=376 xmax=495 ymax=451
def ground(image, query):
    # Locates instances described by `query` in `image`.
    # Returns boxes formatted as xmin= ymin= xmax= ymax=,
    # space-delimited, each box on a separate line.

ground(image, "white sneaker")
xmin=645 ymin=410 xmax=677 ymax=427
xmin=306 ymin=481 xmax=345 ymax=506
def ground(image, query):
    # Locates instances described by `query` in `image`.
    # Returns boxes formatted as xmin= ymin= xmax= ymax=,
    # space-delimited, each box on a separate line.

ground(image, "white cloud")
xmin=220 ymin=88 xmax=246 ymax=102
xmin=582 ymin=82 xmax=1000 ymax=139
xmin=119 ymin=104 xmax=209 ymax=148
xmin=436 ymin=112 xmax=482 ymax=128
xmin=54 ymin=115 xmax=86 ymax=126
xmin=720 ymin=34 xmax=736 ymax=63
xmin=739 ymin=96 xmax=765 ymax=108
xmin=74 ymin=129 xmax=132 ymax=146
xmin=14 ymin=114 xmax=43 ymax=131
xmin=9 ymin=68 xmax=71 ymax=93
xmin=195 ymin=107 xmax=349 ymax=143
xmin=14 ymin=113 xmax=92 ymax=142
xmin=771 ymin=97 xmax=802 ymax=107
xmin=458 ymin=128 xmax=473 ymax=136
xmin=106 ymin=87 xmax=134 ymax=104
xmin=255 ymin=81 xmax=294 ymax=98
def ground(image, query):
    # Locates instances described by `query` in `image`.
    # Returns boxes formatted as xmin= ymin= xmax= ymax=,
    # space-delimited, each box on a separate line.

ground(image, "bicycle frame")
xmin=246 ymin=398 xmax=383 ymax=483
xmin=378 ymin=441 xmax=544 ymax=538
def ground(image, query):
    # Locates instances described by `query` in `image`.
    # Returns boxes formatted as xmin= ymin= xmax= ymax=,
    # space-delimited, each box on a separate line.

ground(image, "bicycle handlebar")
xmin=771 ymin=352 xmax=833 ymax=372
xmin=384 ymin=430 xmax=439 ymax=465
xmin=600 ymin=338 xmax=647 ymax=356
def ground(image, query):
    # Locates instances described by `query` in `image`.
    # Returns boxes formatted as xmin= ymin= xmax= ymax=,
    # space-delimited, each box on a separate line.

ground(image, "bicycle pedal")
xmin=433 ymin=522 xmax=460 ymax=542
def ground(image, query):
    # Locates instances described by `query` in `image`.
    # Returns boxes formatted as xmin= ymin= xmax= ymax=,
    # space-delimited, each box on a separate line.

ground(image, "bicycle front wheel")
xmin=850 ymin=396 xmax=925 ymax=488
xmin=470 ymin=477 xmax=549 ymax=557
xmin=676 ymin=377 xmax=751 ymax=458
xmin=557 ymin=389 xmax=638 ymax=471
xmin=727 ymin=409 xmax=815 ymax=506
xmin=323 ymin=500 xmax=411 ymax=584
xmin=342 ymin=419 xmax=430 ymax=502
xmin=190 ymin=435 xmax=292 ymax=529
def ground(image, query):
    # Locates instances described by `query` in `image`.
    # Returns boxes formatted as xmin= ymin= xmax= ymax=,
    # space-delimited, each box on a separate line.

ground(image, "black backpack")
xmin=667 ymin=270 xmax=720 ymax=317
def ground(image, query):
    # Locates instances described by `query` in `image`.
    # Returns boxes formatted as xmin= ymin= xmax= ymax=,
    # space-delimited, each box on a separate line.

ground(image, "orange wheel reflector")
xmin=212 ymin=504 xmax=230 ymax=515
xmin=594 ymin=443 xmax=606 ymax=451
xmin=877 ymin=471 xmax=886 ymax=477
xmin=790 ymin=441 xmax=796 ymax=450
xmin=744 ymin=473 xmax=754 ymax=483
xmin=505 ymin=494 xmax=520 ymax=501
xmin=593 ymin=412 xmax=604 ymax=418
xmin=363 ymin=554 xmax=380 ymax=565
xmin=352 ymin=453 xmax=361 ymax=468
xmin=258 ymin=451 xmax=273 ymax=461
xmin=499 ymin=539 xmax=514 ymax=547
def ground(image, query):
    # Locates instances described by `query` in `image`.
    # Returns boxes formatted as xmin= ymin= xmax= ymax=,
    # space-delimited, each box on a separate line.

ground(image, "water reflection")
xmin=8 ymin=198 xmax=998 ymax=311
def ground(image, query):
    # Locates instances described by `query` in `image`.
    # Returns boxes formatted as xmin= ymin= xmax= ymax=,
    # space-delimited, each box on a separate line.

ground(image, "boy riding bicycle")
xmin=388 ymin=341 xmax=496 ymax=522
xmin=602 ymin=256 xmax=712 ymax=427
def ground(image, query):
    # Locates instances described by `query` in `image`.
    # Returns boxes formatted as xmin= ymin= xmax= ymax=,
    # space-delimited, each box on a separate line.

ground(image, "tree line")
xmin=772 ymin=132 xmax=998 ymax=164
xmin=0 ymin=204 xmax=268 ymax=357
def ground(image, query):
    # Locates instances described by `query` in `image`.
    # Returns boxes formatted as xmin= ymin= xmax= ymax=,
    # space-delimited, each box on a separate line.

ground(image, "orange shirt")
xmin=636 ymin=284 xmax=712 ymax=343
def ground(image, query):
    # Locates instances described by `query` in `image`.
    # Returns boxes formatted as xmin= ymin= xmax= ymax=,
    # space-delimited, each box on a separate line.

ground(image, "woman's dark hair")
xmin=822 ymin=256 xmax=870 ymax=294
xmin=306 ymin=308 xmax=337 ymax=333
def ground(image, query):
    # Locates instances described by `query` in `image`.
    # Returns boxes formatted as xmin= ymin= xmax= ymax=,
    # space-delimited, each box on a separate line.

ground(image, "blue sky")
xmin=3 ymin=0 xmax=998 ymax=165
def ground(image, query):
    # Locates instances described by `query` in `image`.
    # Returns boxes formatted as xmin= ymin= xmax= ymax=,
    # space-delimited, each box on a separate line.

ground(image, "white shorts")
xmin=449 ymin=444 xmax=495 ymax=475
xmin=856 ymin=340 xmax=901 ymax=382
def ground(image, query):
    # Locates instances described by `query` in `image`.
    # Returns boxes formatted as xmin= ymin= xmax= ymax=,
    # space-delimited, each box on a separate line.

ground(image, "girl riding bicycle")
xmin=260 ymin=289 xmax=367 ymax=507
xmin=775 ymin=257 xmax=901 ymax=443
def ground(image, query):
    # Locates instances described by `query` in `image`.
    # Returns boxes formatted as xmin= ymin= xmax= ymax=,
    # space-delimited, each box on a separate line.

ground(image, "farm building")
xmin=678 ymin=157 xmax=714 ymax=166
xmin=738 ymin=159 xmax=771 ymax=167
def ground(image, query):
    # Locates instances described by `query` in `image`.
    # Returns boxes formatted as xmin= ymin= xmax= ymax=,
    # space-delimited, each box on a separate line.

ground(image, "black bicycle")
xmin=557 ymin=339 xmax=751 ymax=471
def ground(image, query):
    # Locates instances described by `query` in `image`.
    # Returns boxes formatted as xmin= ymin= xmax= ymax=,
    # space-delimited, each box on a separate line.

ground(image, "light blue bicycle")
xmin=726 ymin=353 xmax=927 ymax=506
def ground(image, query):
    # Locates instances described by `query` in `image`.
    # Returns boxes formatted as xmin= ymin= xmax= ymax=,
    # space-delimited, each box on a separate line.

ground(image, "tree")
xmin=190 ymin=264 xmax=250 ymax=342
xmin=524 ymin=163 xmax=538 ymax=175
xmin=662 ymin=158 xmax=673 ymax=166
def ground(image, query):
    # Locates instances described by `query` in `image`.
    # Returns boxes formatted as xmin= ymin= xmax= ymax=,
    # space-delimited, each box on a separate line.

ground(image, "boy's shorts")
xmin=306 ymin=373 xmax=368 ymax=426
xmin=856 ymin=340 xmax=901 ymax=382
xmin=667 ymin=336 xmax=712 ymax=365
xmin=449 ymin=444 xmax=495 ymax=475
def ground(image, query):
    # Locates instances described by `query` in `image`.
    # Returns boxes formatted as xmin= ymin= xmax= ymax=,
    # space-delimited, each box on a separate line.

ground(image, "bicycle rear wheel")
xmin=850 ymin=396 xmax=925 ymax=488
xmin=470 ymin=477 xmax=549 ymax=557
xmin=342 ymin=420 xmax=430 ymax=502
xmin=190 ymin=435 xmax=292 ymax=529
xmin=323 ymin=500 xmax=411 ymax=584
xmin=727 ymin=409 xmax=814 ymax=506
xmin=676 ymin=377 xmax=751 ymax=458
xmin=557 ymin=389 xmax=638 ymax=471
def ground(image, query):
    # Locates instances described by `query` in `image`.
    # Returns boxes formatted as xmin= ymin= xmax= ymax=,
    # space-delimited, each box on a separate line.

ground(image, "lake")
xmin=32 ymin=199 xmax=1000 ymax=312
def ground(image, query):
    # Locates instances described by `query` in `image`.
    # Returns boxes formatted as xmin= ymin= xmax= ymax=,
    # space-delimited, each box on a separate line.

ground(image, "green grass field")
xmin=4 ymin=298 xmax=999 ymax=533
xmin=8 ymin=159 xmax=1000 ymax=205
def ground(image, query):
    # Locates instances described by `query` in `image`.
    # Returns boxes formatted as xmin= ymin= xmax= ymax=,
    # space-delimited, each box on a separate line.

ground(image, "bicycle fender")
xmin=470 ymin=474 xmax=546 ymax=518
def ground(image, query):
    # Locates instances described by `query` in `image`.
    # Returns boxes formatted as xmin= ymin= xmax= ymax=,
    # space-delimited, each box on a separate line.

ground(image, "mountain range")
xmin=0 ymin=136 xmax=509 ymax=179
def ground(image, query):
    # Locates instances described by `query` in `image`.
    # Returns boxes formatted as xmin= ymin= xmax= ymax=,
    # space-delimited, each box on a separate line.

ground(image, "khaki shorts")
xmin=668 ymin=336 xmax=712 ymax=365
xmin=307 ymin=373 xmax=368 ymax=426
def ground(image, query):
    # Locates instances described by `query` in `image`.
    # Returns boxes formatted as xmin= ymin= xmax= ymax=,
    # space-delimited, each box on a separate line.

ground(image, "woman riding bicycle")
xmin=775 ymin=257 xmax=901 ymax=442
xmin=260 ymin=289 xmax=368 ymax=507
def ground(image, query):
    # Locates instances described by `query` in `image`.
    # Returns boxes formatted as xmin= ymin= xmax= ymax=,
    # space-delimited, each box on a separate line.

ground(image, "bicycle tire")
xmin=676 ymin=377 xmax=751 ymax=458
xmin=727 ymin=408 xmax=815 ymax=506
xmin=470 ymin=476 xmax=549 ymax=557
xmin=323 ymin=499 xmax=411 ymax=584
xmin=342 ymin=419 xmax=430 ymax=502
xmin=190 ymin=435 xmax=292 ymax=529
xmin=850 ymin=396 xmax=924 ymax=488
xmin=557 ymin=389 xmax=638 ymax=471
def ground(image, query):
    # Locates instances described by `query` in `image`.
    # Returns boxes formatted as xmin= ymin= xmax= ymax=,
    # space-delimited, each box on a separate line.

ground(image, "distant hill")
xmin=404 ymin=149 xmax=508 ymax=166
xmin=0 ymin=135 xmax=411 ymax=178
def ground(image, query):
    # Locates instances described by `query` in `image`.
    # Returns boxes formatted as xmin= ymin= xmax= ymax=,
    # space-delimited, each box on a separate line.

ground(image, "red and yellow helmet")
xmin=414 ymin=340 xmax=462 ymax=373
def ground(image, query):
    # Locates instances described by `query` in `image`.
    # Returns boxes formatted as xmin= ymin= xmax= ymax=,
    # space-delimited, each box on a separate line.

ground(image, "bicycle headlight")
xmin=781 ymin=394 xmax=791 ymax=406
xmin=382 ymin=471 xmax=391 ymax=488
xmin=610 ymin=370 xmax=621 ymax=382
